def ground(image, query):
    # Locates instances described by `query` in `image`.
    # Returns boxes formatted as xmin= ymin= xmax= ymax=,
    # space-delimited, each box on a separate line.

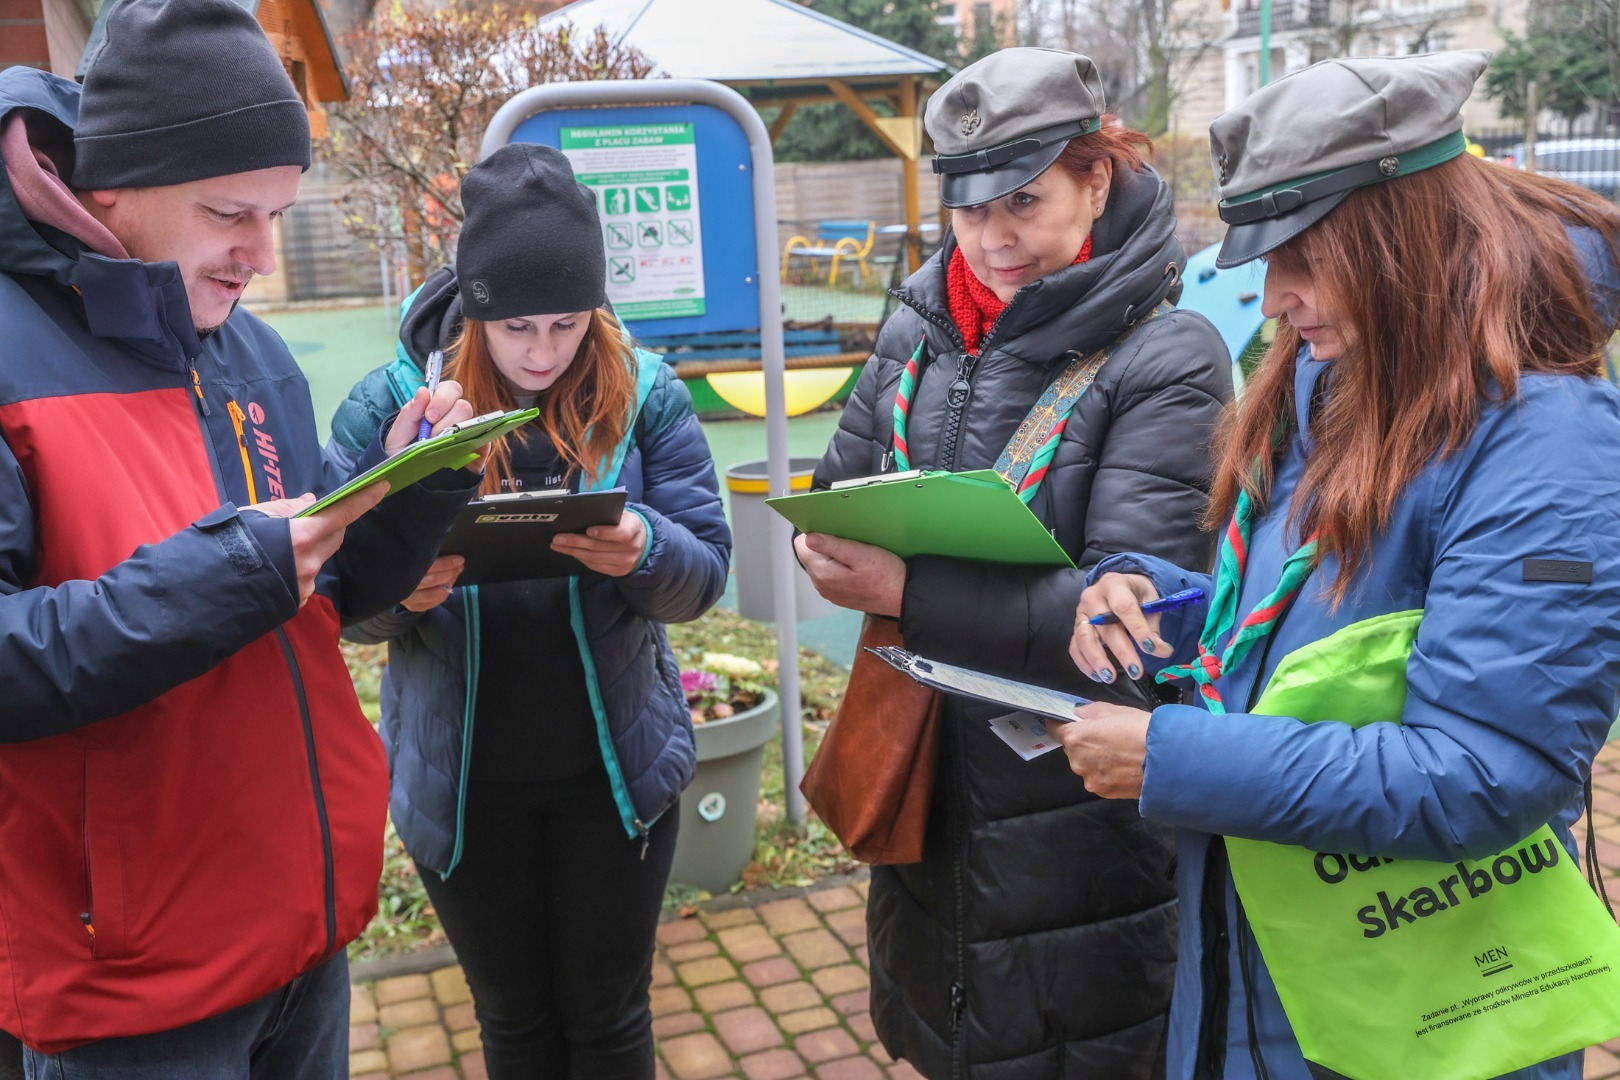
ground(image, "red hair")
xmin=1048 ymin=114 xmax=1152 ymax=189
xmin=446 ymin=308 xmax=636 ymax=496
xmin=1209 ymin=154 xmax=1620 ymax=606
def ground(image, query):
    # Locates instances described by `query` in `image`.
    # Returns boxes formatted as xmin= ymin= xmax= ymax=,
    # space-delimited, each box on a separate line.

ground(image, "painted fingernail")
xmin=1127 ymin=664 xmax=1142 ymax=679
xmin=1097 ymin=668 xmax=1115 ymax=683
xmin=1141 ymin=638 xmax=1156 ymax=652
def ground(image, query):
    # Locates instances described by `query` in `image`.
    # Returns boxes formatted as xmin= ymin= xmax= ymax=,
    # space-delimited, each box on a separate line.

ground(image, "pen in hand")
xmin=1088 ymin=587 xmax=1205 ymax=626
xmin=416 ymin=349 xmax=445 ymax=442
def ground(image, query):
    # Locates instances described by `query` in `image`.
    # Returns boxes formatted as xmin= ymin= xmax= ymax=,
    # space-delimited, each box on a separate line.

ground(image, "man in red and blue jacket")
xmin=0 ymin=0 xmax=480 ymax=1073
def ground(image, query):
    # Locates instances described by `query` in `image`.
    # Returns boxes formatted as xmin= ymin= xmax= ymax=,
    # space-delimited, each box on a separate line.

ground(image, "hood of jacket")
xmin=894 ymin=161 xmax=1186 ymax=361
xmin=0 ymin=67 xmax=203 ymax=370
xmin=397 ymin=264 xmax=462 ymax=372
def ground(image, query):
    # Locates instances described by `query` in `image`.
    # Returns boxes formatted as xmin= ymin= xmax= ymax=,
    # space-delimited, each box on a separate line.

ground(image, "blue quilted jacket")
xmin=326 ymin=275 xmax=731 ymax=872
xmin=1096 ymin=342 xmax=1620 ymax=1079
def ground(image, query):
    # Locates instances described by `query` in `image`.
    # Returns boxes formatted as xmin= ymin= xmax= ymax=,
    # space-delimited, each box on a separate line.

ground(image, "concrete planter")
xmin=669 ymin=689 xmax=780 ymax=893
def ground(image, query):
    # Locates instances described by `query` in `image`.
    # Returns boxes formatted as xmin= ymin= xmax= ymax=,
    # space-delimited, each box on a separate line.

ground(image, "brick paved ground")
xmin=350 ymin=741 xmax=1620 ymax=1079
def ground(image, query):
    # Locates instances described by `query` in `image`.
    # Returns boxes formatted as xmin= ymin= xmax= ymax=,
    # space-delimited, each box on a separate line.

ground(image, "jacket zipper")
xmin=185 ymin=351 xmax=337 ymax=955
xmin=894 ymin=291 xmax=976 ymax=472
xmin=186 ymin=357 xmax=211 ymax=416
xmin=80 ymin=756 xmax=97 ymax=957
xmin=894 ymin=287 xmax=1028 ymax=474
xmin=225 ymin=400 xmax=260 ymax=504
xmin=945 ymin=705 xmax=970 ymax=1079
xmin=1195 ymin=589 xmax=1301 ymax=1078
xmin=276 ymin=630 xmax=338 ymax=957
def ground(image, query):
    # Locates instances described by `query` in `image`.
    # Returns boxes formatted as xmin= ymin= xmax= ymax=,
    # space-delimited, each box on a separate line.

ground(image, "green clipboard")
xmin=297 ymin=407 xmax=538 ymax=517
xmin=766 ymin=469 xmax=1073 ymax=567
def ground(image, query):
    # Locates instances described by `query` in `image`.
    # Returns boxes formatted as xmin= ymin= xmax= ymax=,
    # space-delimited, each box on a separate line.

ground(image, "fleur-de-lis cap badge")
xmin=960 ymin=108 xmax=982 ymax=137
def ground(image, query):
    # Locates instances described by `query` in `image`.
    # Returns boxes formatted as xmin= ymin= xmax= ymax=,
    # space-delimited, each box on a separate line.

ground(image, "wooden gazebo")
xmin=540 ymin=0 xmax=949 ymax=273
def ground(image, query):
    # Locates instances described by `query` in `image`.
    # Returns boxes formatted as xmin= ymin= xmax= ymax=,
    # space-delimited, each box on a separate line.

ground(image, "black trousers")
xmin=419 ymin=768 xmax=678 ymax=1080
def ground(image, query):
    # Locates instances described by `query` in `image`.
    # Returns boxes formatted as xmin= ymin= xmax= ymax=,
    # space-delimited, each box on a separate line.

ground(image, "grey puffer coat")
xmin=811 ymin=164 xmax=1233 ymax=1079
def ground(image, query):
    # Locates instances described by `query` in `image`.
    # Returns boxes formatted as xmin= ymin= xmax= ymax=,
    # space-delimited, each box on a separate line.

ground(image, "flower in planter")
xmin=681 ymin=652 xmax=766 ymax=725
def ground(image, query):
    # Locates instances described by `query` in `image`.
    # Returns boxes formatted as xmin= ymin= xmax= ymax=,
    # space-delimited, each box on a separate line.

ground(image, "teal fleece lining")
xmin=443 ymin=585 xmax=481 ymax=878
xmin=570 ymin=348 xmax=668 ymax=839
xmin=627 ymin=506 xmax=655 ymax=572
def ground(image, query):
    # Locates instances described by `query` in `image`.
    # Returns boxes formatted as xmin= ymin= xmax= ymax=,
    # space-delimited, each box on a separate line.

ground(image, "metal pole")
xmin=1258 ymin=0 xmax=1272 ymax=86
xmin=482 ymin=80 xmax=807 ymax=824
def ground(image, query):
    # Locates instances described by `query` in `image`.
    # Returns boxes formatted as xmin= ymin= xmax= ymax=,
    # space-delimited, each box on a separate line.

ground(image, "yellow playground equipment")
xmin=780 ymin=219 xmax=876 ymax=286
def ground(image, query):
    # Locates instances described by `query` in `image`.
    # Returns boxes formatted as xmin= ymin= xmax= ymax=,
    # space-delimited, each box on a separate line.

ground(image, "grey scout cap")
xmin=927 ymin=48 xmax=1106 ymax=209
xmin=1210 ymin=49 xmax=1489 ymax=268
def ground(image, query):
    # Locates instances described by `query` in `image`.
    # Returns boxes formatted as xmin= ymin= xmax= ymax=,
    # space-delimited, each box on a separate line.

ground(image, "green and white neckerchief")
xmin=1158 ymin=485 xmax=1320 ymax=713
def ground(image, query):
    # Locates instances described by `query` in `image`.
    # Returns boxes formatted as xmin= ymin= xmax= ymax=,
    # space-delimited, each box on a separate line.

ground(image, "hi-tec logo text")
xmin=245 ymin=402 xmax=285 ymax=499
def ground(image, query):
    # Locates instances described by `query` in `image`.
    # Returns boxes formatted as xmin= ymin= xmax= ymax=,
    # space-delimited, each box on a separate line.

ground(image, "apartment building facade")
xmin=1169 ymin=0 xmax=1527 ymax=138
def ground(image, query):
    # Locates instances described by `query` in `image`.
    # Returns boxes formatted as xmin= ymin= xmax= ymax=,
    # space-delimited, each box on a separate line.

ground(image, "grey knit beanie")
xmin=74 ymin=0 xmax=311 ymax=190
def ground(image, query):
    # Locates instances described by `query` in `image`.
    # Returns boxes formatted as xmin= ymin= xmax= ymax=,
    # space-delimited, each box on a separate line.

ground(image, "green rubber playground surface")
xmin=256 ymin=291 xmax=882 ymax=442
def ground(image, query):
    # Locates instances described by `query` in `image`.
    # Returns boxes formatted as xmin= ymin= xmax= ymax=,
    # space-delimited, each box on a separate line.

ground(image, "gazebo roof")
xmin=540 ymin=0 xmax=947 ymax=85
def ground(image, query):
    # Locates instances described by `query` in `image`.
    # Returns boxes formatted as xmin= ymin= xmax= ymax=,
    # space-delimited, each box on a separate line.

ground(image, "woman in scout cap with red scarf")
xmin=1065 ymin=50 xmax=1620 ymax=1080
xmin=797 ymin=47 xmax=1232 ymax=1079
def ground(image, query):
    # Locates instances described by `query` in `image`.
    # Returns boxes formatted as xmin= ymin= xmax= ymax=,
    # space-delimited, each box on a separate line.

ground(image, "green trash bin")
xmin=669 ymin=689 xmax=780 ymax=893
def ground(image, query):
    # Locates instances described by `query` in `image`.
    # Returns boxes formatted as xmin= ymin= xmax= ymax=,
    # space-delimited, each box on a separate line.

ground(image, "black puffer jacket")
xmin=812 ymin=165 xmax=1232 ymax=1079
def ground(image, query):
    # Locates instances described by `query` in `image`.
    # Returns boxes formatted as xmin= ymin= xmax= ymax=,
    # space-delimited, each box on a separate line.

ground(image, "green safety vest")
xmin=1228 ymin=609 xmax=1620 ymax=1079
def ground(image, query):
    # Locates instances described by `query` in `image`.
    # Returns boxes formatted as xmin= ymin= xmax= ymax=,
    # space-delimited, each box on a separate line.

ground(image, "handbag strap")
xmin=993 ymin=301 xmax=1171 ymax=504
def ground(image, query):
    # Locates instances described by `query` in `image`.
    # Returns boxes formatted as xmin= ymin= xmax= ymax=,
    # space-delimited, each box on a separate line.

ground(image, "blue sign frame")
xmin=507 ymin=103 xmax=762 ymax=337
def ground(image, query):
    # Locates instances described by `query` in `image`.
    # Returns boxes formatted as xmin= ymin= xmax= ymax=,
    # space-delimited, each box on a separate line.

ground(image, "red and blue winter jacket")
xmin=0 ymin=67 xmax=477 ymax=1052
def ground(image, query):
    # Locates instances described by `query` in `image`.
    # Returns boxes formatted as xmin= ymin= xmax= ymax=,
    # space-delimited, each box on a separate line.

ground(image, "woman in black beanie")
xmin=329 ymin=143 xmax=732 ymax=1079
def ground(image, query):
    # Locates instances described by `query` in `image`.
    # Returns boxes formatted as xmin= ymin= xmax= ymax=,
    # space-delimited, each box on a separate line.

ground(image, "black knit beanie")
xmin=456 ymin=143 xmax=607 ymax=322
xmin=74 ymin=0 xmax=311 ymax=190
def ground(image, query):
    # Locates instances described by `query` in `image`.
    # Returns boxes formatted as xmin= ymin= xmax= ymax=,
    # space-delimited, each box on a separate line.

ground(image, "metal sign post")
xmin=482 ymin=79 xmax=807 ymax=824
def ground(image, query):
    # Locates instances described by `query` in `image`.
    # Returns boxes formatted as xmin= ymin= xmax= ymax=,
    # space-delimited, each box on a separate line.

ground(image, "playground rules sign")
xmin=561 ymin=122 xmax=707 ymax=320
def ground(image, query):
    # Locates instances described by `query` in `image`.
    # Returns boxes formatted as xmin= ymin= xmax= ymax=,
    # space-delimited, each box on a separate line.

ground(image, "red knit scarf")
xmin=945 ymin=235 xmax=1093 ymax=356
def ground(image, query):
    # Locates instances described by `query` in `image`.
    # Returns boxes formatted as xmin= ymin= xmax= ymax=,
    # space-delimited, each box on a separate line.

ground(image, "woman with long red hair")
xmin=1064 ymin=51 xmax=1620 ymax=1079
xmin=329 ymin=143 xmax=730 ymax=1079
xmin=798 ymin=47 xmax=1232 ymax=1078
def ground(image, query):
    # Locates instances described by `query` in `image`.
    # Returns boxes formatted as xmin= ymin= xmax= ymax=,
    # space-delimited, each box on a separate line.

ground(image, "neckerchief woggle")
xmin=1157 ymin=486 xmax=1320 ymax=713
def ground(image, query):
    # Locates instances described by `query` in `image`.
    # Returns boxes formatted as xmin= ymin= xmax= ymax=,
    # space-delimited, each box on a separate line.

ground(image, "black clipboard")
xmin=439 ymin=489 xmax=628 ymax=584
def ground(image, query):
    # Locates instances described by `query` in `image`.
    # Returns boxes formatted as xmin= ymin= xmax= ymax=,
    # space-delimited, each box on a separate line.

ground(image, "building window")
xmin=1239 ymin=47 xmax=1288 ymax=97
xmin=286 ymin=59 xmax=309 ymax=107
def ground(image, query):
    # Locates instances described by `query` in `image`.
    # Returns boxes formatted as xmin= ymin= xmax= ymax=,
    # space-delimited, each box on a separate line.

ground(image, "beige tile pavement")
xmin=351 ymin=741 xmax=1620 ymax=1079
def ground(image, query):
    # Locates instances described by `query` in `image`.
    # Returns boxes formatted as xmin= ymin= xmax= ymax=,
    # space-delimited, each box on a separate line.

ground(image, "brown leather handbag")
xmin=799 ymin=614 xmax=943 ymax=865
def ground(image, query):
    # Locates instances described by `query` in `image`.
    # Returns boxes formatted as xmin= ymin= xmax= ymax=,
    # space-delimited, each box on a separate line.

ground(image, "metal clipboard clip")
xmin=866 ymin=646 xmax=934 ymax=679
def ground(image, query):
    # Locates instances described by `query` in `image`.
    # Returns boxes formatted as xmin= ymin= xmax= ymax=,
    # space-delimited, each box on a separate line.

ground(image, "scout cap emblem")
xmin=924 ymin=47 xmax=1108 ymax=209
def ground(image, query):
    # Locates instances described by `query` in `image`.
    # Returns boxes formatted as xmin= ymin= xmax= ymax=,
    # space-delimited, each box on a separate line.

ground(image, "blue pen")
xmin=416 ymin=349 xmax=444 ymax=442
xmin=1089 ymin=587 xmax=1205 ymax=626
